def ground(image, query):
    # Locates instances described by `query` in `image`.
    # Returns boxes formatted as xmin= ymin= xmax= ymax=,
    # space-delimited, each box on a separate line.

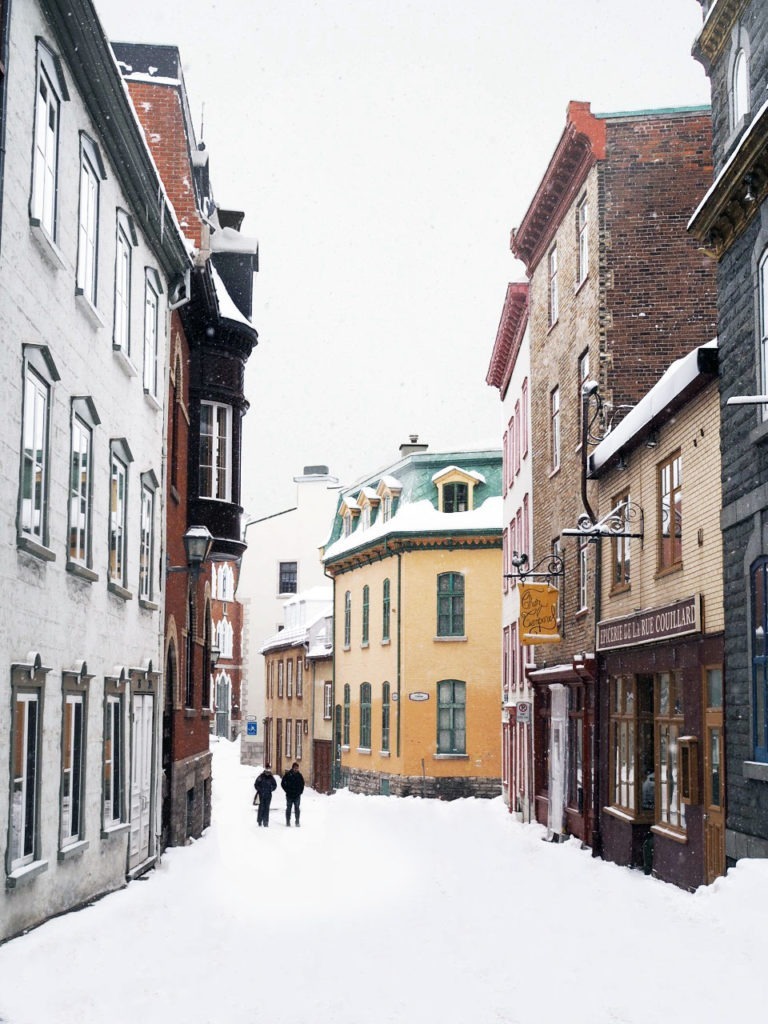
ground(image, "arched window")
xmin=732 ymin=48 xmax=749 ymax=127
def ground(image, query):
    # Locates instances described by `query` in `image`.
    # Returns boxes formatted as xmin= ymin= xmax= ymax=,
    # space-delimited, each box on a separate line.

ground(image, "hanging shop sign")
xmin=519 ymin=582 xmax=560 ymax=645
xmin=597 ymin=594 xmax=700 ymax=651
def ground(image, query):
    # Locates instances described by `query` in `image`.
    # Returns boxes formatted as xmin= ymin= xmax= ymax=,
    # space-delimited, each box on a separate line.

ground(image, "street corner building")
xmin=321 ymin=439 xmax=503 ymax=799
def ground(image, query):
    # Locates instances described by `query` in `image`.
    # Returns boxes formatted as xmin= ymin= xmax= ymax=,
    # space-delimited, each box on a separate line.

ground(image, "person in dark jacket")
xmin=281 ymin=762 xmax=305 ymax=827
xmin=254 ymin=765 xmax=277 ymax=827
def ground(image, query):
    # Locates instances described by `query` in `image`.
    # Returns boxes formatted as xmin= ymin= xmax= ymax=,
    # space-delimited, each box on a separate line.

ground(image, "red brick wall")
xmin=126 ymin=80 xmax=202 ymax=248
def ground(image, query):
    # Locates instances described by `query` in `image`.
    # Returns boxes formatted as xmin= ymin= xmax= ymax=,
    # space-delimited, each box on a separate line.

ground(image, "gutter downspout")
xmin=396 ymin=551 xmax=402 ymax=759
xmin=324 ymin=563 xmax=337 ymax=791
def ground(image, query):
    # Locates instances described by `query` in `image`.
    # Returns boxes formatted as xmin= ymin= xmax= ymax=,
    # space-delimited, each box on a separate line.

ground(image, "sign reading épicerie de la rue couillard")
xmin=596 ymin=594 xmax=700 ymax=652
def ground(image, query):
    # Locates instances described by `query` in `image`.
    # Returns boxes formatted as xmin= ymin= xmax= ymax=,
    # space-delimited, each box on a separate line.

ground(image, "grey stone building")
xmin=689 ymin=0 xmax=768 ymax=862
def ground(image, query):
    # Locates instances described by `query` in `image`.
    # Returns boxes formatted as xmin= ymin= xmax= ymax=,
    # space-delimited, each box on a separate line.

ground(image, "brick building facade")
xmin=689 ymin=0 xmax=768 ymax=862
xmin=113 ymin=43 xmax=258 ymax=848
xmin=511 ymin=101 xmax=717 ymax=847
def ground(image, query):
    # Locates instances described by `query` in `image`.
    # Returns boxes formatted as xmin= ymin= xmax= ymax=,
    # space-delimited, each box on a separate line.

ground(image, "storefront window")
xmin=656 ymin=671 xmax=685 ymax=831
xmin=610 ymin=674 xmax=654 ymax=817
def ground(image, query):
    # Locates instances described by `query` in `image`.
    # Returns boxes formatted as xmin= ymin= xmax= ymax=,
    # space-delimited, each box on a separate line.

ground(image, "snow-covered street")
xmin=0 ymin=738 xmax=766 ymax=1024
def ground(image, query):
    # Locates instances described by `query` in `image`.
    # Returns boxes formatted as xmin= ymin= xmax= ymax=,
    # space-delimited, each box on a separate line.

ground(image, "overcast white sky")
xmin=94 ymin=0 xmax=711 ymax=517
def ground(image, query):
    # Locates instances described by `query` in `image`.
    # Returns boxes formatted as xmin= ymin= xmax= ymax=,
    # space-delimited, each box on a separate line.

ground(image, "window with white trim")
xmin=732 ymin=47 xmax=750 ymax=127
xmin=550 ymin=386 xmax=560 ymax=472
xmin=200 ymin=401 xmax=232 ymax=501
xmin=548 ymin=245 xmax=558 ymax=326
xmin=323 ymin=681 xmax=332 ymax=720
xmin=296 ymin=658 xmax=303 ymax=699
xmin=61 ymin=691 xmax=86 ymax=848
xmin=68 ymin=399 xmax=99 ymax=572
xmin=31 ymin=42 xmax=67 ymax=239
xmin=103 ymin=691 xmax=125 ymax=828
xmin=77 ymin=135 xmax=103 ymax=304
xmin=114 ymin=212 xmax=135 ymax=355
xmin=287 ymin=658 xmax=293 ymax=698
xmin=8 ymin=658 xmax=49 ymax=874
xmin=109 ymin=440 xmax=132 ymax=588
xmin=295 ymin=721 xmax=303 ymax=760
xmin=576 ymin=196 xmax=588 ymax=285
xmin=143 ymin=270 xmax=161 ymax=397
xmin=759 ymin=250 xmax=768 ymax=420
xmin=139 ymin=474 xmax=157 ymax=602
xmin=21 ymin=347 xmax=58 ymax=548
xmin=285 ymin=718 xmax=292 ymax=758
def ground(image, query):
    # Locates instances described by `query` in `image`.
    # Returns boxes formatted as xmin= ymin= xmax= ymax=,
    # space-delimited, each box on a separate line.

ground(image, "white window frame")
xmin=109 ymin=440 xmax=133 ymax=590
xmin=732 ymin=47 xmax=750 ymax=128
xmin=323 ymin=681 xmax=332 ymax=720
xmin=295 ymin=721 xmax=303 ymax=761
xmin=200 ymin=401 xmax=232 ymax=501
xmin=143 ymin=269 xmax=162 ymax=397
xmin=68 ymin=402 xmax=98 ymax=570
xmin=577 ymin=196 xmax=588 ymax=285
xmin=114 ymin=211 xmax=136 ymax=357
xmin=21 ymin=366 xmax=50 ymax=545
xmin=550 ymin=386 xmax=561 ymax=471
xmin=103 ymin=692 xmax=125 ymax=829
xmin=60 ymin=691 xmax=86 ymax=849
xmin=285 ymin=719 xmax=292 ymax=758
xmin=548 ymin=245 xmax=559 ymax=326
xmin=31 ymin=43 xmax=67 ymax=239
xmin=9 ymin=689 xmax=42 ymax=870
xmin=76 ymin=135 xmax=104 ymax=305
xmin=578 ymin=539 xmax=589 ymax=612
xmin=139 ymin=477 xmax=155 ymax=602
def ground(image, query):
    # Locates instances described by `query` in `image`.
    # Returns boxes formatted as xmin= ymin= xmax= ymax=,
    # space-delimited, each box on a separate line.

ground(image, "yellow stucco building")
xmin=322 ymin=442 xmax=503 ymax=797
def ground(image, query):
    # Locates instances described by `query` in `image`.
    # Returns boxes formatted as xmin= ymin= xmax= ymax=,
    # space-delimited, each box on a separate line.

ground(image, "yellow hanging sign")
xmin=519 ymin=582 xmax=560 ymax=645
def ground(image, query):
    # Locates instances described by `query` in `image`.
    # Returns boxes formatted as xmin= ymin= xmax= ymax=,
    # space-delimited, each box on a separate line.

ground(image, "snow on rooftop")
xmin=431 ymin=465 xmax=487 ymax=485
xmin=210 ymin=225 xmax=259 ymax=255
xmin=591 ymin=339 xmax=717 ymax=473
xmin=378 ymin=475 xmax=403 ymax=491
xmin=324 ymin=496 xmax=502 ymax=561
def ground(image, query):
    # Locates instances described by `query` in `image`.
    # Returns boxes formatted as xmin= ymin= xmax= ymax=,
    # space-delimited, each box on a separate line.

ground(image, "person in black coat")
xmin=281 ymin=762 xmax=305 ymax=827
xmin=254 ymin=765 xmax=277 ymax=826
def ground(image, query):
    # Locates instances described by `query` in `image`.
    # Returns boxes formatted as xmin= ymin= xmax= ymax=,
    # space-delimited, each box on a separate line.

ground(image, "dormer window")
xmin=382 ymin=495 xmax=392 ymax=522
xmin=443 ymin=483 xmax=468 ymax=513
xmin=343 ymin=512 xmax=352 ymax=537
xmin=362 ymin=505 xmax=371 ymax=530
xmin=433 ymin=466 xmax=483 ymax=513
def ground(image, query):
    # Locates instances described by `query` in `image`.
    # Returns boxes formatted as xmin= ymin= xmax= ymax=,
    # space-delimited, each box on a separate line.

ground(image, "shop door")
xmin=703 ymin=667 xmax=726 ymax=883
xmin=130 ymin=693 xmax=154 ymax=869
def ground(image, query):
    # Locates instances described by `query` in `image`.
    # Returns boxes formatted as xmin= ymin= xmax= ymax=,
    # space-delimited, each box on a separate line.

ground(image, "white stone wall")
xmin=0 ymin=2 xmax=172 ymax=940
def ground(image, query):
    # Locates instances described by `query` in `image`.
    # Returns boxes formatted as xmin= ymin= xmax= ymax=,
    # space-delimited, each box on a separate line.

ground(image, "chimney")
xmin=399 ymin=434 xmax=428 ymax=457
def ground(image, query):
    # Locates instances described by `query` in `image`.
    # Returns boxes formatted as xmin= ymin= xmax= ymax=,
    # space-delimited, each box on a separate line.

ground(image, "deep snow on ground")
xmin=0 ymin=738 xmax=766 ymax=1024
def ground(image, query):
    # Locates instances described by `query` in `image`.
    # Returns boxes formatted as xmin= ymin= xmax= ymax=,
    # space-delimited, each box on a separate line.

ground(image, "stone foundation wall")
xmin=344 ymin=767 xmax=501 ymax=800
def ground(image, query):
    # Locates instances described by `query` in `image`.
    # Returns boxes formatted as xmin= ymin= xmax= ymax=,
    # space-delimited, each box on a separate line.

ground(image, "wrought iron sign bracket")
xmin=560 ymin=498 xmax=644 ymax=542
xmin=504 ymin=551 xmax=565 ymax=582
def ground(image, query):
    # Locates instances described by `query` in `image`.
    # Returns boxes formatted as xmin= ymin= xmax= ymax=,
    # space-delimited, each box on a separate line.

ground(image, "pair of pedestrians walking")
xmin=253 ymin=762 xmax=304 ymax=827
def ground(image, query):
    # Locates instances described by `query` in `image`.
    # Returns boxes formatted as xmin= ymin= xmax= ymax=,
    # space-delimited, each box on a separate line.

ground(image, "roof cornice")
xmin=692 ymin=0 xmax=749 ymax=73
xmin=40 ymin=0 xmax=189 ymax=280
xmin=486 ymin=282 xmax=528 ymax=395
xmin=688 ymin=99 xmax=768 ymax=259
xmin=511 ymin=101 xmax=606 ymax=273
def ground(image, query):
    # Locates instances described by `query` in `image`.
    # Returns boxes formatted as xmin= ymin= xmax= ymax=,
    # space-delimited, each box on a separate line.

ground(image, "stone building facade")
xmin=689 ymin=0 xmax=768 ymax=862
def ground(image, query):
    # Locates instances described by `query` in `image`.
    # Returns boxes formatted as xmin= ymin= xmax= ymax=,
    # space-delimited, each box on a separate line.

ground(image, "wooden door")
xmin=313 ymin=739 xmax=332 ymax=793
xmin=275 ymin=718 xmax=283 ymax=773
xmin=703 ymin=666 xmax=726 ymax=884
